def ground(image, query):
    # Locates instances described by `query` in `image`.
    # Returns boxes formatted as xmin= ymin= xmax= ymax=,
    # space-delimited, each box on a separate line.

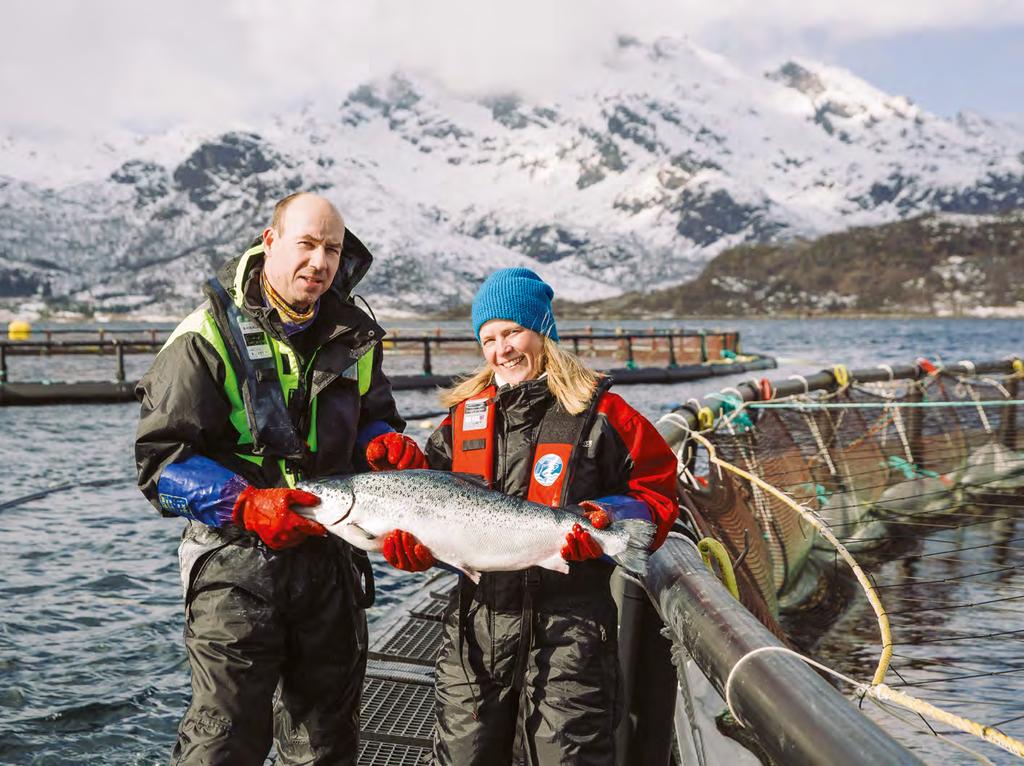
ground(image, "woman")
xmin=380 ymin=267 xmax=678 ymax=765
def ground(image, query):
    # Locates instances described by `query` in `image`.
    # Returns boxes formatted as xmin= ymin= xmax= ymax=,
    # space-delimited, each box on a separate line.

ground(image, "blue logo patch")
xmin=533 ymin=454 xmax=564 ymax=487
xmin=159 ymin=494 xmax=191 ymax=516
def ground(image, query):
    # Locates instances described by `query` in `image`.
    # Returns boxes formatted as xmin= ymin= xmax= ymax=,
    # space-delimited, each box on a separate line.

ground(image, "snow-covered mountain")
xmin=2 ymin=35 xmax=1023 ymax=318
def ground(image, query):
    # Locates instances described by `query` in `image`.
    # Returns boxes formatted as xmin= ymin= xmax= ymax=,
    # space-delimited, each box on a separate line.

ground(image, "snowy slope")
xmin=1 ymin=35 xmax=1022 ymax=317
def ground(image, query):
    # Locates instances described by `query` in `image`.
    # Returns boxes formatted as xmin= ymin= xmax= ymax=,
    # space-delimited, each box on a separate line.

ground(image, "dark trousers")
xmin=432 ymin=589 xmax=621 ymax=766
xmin=170 ymin=535 xmax=368 ymax=766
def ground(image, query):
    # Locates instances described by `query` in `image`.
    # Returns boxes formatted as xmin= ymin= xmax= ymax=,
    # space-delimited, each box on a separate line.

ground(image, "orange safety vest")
xmin=450 ymin=384 xmax=602 ymax=507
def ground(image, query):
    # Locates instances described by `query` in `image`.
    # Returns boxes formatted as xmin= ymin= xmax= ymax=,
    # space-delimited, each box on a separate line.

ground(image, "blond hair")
xmin=440 ymin=336 xmax=601 ymax=415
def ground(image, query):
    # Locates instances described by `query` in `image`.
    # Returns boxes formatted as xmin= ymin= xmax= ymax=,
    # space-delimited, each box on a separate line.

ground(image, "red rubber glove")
xmin=382 ymin=529 xmax=435 ymax=571
xmin=366 ymin=433 xmax=428 ymax=471
xmin=233 ymin=486 xmax=326 ymax=550
xmin=562 ymin=523 xmax=605 ymax=561
xmin=580 ymin=500 xmax=611 ymax=530
xmin=561 ymin=501 xmax=610 ymax=561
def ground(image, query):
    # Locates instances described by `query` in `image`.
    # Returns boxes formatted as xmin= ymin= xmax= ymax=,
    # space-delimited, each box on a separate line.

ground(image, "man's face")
xmin=262 ymin=197 xmax=344 ymax=310
xmin=480 ymin=319 xmax=545 ymax=386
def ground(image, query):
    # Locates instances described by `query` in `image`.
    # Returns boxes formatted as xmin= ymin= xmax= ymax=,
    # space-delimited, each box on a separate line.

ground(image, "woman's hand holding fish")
xmin=561 ymin=523 xmax=605 ymax=561
xmin=561 ymin=501 xmax=614 ymax=561
xmin=579 ymin=500 xmax=611 ymax=530
xmin=382 ymin=529 xmax=436 ymax=571
xmin=366 ymin=433 xmax=428 ymax=471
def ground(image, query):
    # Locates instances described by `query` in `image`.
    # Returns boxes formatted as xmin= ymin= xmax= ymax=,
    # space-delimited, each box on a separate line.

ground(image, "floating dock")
xmin=0 ymin=329 xmax=775 ymax=406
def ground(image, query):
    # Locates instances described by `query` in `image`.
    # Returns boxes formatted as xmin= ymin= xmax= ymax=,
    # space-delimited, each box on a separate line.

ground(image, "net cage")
xmin=670 ymin=360 xmax=1024 ymax=759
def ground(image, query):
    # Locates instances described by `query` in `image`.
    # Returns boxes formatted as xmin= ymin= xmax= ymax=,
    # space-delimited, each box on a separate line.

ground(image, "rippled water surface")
xmin=1 ymin=318 xmax=1021 ymax=764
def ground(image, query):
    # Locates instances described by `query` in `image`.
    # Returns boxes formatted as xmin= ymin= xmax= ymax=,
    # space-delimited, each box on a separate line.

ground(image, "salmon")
xmin=296 ymin=470 xmax=655 ymax=582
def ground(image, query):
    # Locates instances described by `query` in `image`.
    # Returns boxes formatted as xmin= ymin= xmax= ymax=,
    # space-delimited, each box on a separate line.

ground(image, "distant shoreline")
xmin=2 ymin=307 xmax=1023 ymax=326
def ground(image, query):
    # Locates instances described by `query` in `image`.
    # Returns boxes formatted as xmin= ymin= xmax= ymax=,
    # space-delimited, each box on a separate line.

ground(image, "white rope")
xmin=724 ymin=647 xmax=995 ymax=765
xmin=864 ymin=696 xmax=998 ymax=765
xmin=980 ymin=377 xmax=1012 ymax=399
xmin=788 ymin=374 xmax=810 ymax=394
xmin=724 ymin=646 xmax=866 ymax=726
xmin=720 ymin=386 xmax=743 ymax=400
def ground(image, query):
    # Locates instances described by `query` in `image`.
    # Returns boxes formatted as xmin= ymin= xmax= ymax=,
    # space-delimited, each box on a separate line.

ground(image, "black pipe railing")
xmin=644 ymin=537 xmax=923 ymax=764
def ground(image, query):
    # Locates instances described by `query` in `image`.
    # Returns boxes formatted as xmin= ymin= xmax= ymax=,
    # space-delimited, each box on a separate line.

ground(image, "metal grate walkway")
xmin=357 ymin=572 xmax=457 ymax=765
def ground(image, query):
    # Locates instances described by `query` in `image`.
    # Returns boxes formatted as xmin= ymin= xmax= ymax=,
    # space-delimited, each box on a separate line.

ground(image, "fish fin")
xmin=537 ymin=554 xmax=571 ymax=576
xmin=609 ymin=519 xmax=655 ymax=577
xmin=348 ymin=523 xmax=377 ymax=541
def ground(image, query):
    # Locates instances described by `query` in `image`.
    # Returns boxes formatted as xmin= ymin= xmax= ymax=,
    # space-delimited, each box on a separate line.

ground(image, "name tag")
xmin=238 ymin=319 xmax=272 ymax=360
xmin=463 ymin=398 xmax=489 ymax=431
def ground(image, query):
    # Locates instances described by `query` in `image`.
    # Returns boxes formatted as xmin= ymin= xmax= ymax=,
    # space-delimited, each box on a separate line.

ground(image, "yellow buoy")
xmin=7 ymin=320 xmax=31 ymax=341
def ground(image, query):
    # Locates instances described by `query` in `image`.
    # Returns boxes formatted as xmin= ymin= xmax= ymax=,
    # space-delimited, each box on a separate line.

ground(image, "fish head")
xmin=298 ymin=477 xmax=355 ymax=527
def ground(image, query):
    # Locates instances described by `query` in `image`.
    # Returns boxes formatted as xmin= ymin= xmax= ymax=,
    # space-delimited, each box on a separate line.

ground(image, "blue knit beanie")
xmin=471 ymin=268 xmax=559 ymax=341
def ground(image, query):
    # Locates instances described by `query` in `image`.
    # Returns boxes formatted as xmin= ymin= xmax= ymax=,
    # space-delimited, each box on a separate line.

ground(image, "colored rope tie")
xmin=697 ymin=537 xmax=740 ymax=600
xmin=917 ymin=357 xmax=940 ymax=376
xmin=832 ymin=364 xmax=850 ymax=389
xmin=1013 ymin=358 xmax=1024 ymax=378
xmin=708 ymin=392 xmax=754 ymax=432
xmin=758 ymin=377 xmax=774 ymax=401
xmin=886 ymin=455 xmax=939 ymax=481
xmin=697 ymin=406 xmax=715 ymax=431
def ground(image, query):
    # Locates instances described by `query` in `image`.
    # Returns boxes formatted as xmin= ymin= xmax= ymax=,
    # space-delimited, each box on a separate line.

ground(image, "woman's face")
xmin=479 ymin=320 xmax=545 ymax=385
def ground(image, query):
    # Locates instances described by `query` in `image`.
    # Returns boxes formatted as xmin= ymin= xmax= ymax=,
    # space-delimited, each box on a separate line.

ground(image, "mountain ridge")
xmin=2 ymin=35 xmax=1022 ymax=319
xmin=565 ymin=211 xmax=1024 ymax=318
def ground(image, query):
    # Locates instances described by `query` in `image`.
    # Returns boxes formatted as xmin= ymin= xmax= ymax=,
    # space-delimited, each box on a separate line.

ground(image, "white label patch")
xmin=246 ymin=342 xmax=272 ymax=360
xmin=462 ymin=398 xmax=489 ymax=431
xmin=533 ymin=454 xmax=564 ymax=487
xmin=237 ymin=319 xmax=272 ymax=360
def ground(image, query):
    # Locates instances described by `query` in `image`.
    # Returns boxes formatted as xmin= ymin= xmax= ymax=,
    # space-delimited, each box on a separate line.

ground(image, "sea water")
xmin=1 ymin=318 xmax=1021 ymax=763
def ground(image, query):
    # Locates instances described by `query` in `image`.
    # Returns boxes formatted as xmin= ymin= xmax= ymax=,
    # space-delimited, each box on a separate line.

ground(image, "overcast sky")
xmin=3 ymin=0 xmax=1023 ymax=139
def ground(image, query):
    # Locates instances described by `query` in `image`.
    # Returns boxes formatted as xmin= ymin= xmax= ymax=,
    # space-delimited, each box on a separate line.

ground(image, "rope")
xmin=870 ymin=686 xmax=1024 ymax=758
xmin=723 ymin=647 xmax=1024 ymax=760
xmin=689 ymin=429 xmax=1024 ymax=760
xmin=697 ymin=538 xmax=740 ymax=600
xmin=689 ymin=430 xmax=894 ymax=684
xmin=749 ymin=399 xmax=1024 ymax=409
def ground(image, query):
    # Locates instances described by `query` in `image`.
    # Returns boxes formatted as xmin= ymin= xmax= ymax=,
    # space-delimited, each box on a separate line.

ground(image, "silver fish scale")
xmin=299 ymin=470 xmax=630 ymax=573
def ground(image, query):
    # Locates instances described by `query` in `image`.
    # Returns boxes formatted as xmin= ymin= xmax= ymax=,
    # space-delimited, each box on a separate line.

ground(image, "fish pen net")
xmin=674 ymin=361 xmax=1024 ymax=762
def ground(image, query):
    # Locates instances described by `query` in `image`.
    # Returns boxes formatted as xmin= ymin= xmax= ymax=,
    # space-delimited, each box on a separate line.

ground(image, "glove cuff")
xmin=583 ymin=495 xmax=652 ymax=524
xmin=231 ymin=482 xmax=256 ymax=526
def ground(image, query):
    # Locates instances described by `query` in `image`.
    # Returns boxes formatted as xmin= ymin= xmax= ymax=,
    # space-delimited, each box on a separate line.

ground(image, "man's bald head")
xmin=271 ymin=192 xmax=344 ymax=236
xmin=262 ymin=193 xmax=346 ymax=310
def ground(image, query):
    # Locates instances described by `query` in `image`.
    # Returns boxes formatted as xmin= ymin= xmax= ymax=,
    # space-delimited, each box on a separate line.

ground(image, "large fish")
xmin=296 ymin=470 xmax=655 ymax=582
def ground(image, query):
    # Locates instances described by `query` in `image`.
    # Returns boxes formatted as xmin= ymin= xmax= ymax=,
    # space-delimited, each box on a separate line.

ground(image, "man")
xmin=135 ymin=192 xmax=426 ymax=764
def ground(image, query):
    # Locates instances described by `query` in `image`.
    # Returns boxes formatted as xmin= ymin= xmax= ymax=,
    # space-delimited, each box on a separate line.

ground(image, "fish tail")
xmin=609 ymin=519 xmax=655 ymax=576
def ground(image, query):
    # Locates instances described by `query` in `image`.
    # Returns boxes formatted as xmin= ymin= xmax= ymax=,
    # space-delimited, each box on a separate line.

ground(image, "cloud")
xmin=3 ymin=0 xmax=1024 ymax=138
